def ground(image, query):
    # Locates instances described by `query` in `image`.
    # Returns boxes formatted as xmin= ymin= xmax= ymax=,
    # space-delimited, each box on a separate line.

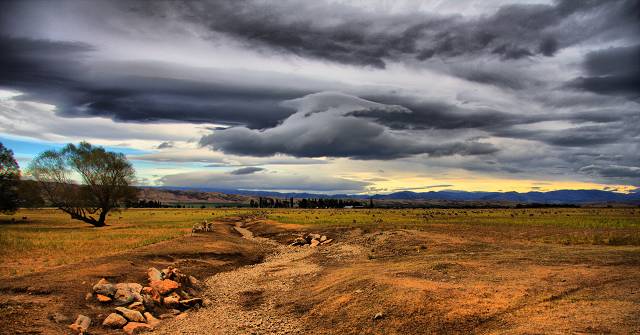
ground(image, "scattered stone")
xmin=48 ymin=312 xmax=69 ymax=323
xmin=373 ymin=312 xmax=384 ymax=320
xmin=163 ymin=292 xmax=181 ymax=307
xmin=115 ymin=307 xmax=145 ymax=322
xmin=290 ymin=237 xmax=307 ymax=246
xmin=96 ymin=294 xmax=112 ymax=303
xmin=144 ymin=312 xmax=161 ymax=327
xmin=150 ymin=279 xmax=180 ymax=295
xmin=291 ymin=233 xmax=332 ymax=247
xmin=179 ymin=298 xmax=203 ymax=309
xmin=123 ymin=322 xmax=153 ymax=335
xmin=129 ymin=301 xmax=145 ymax=312
xmin=147 ymin=267 xmax=163 ymax=282
xmin=102 ymin=313 xmax=127 ymax=328
xmin=188 ymin=275 xmax=199 ymax=286
xmin=192 ymin=220 xmax=214 ymax=233
xmin=114 ymin=283 xmax=143 ymax=305
xmin=92 ymin=278 xmax=116 ymax=296
xmin=68 ymin=314 xmax=91 ymax=334
xmin=142 ymin=286 xmax=161 ymax=304
xmin=175 ymin=312 xmax=188 ymax=320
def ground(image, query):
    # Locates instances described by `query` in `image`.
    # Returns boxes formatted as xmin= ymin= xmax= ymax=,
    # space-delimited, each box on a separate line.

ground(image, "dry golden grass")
xmin=1 ymin=207 xmax=638 ymax=278
xmin=0 ymin=208 xmax=252 ymax=277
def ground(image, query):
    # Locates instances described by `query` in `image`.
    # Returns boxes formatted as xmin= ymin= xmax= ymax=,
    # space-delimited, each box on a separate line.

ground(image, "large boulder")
xmin=92 ymin=278 xmax=116 ymax=296
xmin=115 ymin=307 xmax=145 ymax=322
xmin=123 ymin=322 xmax=153 ymax=335
xmin=150 ymin=279 xmax=180 ymax=295
xmin=68 ymin=314 xmax=91 ymax=334
xmin=102 ymin=313 xmax=127 ymax=328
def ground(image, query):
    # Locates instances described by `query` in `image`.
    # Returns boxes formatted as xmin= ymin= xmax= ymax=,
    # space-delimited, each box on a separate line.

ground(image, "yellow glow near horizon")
xmin=366 ymin=176 xmax=636 ymax=194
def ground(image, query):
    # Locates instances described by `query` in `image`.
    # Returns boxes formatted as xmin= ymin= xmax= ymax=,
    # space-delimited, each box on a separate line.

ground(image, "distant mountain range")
xmin=150 ymin=187 xmax=640 ymax=204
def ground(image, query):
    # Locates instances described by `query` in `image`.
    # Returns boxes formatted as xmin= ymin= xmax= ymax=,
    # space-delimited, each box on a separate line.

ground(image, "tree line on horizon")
xmin=249 ymin=196 xmax=367 ymax=208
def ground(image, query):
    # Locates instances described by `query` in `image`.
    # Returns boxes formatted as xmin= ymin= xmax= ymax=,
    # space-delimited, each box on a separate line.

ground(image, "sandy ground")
xmin=1 ymin=216 xmax=639 ymax=334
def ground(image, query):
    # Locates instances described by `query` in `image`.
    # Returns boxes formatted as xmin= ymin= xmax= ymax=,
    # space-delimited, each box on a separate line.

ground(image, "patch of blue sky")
xmin=0 ymin=135 xmax=150 ymax=157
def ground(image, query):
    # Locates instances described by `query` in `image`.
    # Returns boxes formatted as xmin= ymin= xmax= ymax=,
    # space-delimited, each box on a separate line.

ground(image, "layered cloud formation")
xmin=0 ymin=0 xmax=638 ymax=192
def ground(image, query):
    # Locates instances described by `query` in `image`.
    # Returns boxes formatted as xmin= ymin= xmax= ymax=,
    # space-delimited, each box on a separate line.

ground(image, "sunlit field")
xmin=1 ymin=207 xmax=638 ymax=278
xmin=0 ymin=208 xmax=252 ymax=277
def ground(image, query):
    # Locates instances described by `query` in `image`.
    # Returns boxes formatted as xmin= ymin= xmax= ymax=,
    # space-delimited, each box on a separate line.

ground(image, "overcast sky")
xmin=0 ymin=0 xmax=638 ymax=194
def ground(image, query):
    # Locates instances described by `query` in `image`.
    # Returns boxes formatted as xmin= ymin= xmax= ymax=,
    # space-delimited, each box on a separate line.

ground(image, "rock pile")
xmin=73 ymin=266 xmax=206 ymax=334
xmin=192 ymin=220 xmax=214 ymax=233
xmin=290 ymin=233 xmax=333 ymax=247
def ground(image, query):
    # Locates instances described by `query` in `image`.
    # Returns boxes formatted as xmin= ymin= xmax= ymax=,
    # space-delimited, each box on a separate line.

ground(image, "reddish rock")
xmin=142 ymin=286 xmax=161 ymax=303
xmin=123 ymin=322 xmax=153 ymax=335
xmin=115 ymin=307 xmax=145 ymax=322
xmin=68 ymin=314 xmax=91 ymax=334
xmin=163 ymin=292 xmax=181 ymax=307
xmin=143 ymin=312 xmax=161 ymax=328
xmin=96 ymin=294 xmax=112 ymax=303
xmin=102 ymin=313 xmax=127 ymax=328
xmin=150 ymin=279 xmax=180 ymax=295
xmin=129 ymin=301 xmax=145 ymax=312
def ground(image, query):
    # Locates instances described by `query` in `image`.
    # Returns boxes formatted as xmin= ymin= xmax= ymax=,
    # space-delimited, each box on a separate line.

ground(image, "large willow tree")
xmin=28 ymin=142 xmax=136 ymax=227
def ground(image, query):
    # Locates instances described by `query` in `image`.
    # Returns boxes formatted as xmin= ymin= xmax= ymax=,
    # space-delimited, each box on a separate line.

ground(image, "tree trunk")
xmin=96 ymin=208 xmax=109 ymax=227
xmin=60 ymin=207 xmax=107 ymax=227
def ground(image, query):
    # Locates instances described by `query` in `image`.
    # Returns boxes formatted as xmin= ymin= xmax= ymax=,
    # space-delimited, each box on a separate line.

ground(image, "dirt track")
xmin=1 ymin=216 xmax=639 ymax=334
xmin=157 ymin=219 xmax=640 ymax=334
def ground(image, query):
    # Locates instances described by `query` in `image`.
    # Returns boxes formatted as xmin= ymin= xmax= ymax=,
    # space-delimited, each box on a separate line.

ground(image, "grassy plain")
xmin=1 ymin=207 xmax=639 ymax=334
xmin=1 ymin=207 xmax=638 ymax=278
xmin=0 ymin=208 xmax=250 ymax=277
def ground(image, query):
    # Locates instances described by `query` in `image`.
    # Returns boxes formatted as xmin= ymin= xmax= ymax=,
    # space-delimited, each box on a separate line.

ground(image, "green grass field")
xmin=1 ymin=207 xmax=638 ymax=278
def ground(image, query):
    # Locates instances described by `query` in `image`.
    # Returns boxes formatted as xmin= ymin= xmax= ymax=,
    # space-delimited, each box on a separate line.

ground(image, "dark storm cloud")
xmin=354 ymin=96 xmax=527 ymax=130
xmin=0 ymin=35 xmax=306 ymax=129
xmin=568 ymin=45 xmax=640 ymax=99
xmin=229 ymin=167 xmax=264 ymax=175
xmin=578 ymin=165 xmax=640 ymax=178
xmin=493 ymin=121 xmax=639 ymax=147
xmin=200 ymin=92 xmax=498 ymax=159
xmin=156 ymin=0 xmax=638 ymax=68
